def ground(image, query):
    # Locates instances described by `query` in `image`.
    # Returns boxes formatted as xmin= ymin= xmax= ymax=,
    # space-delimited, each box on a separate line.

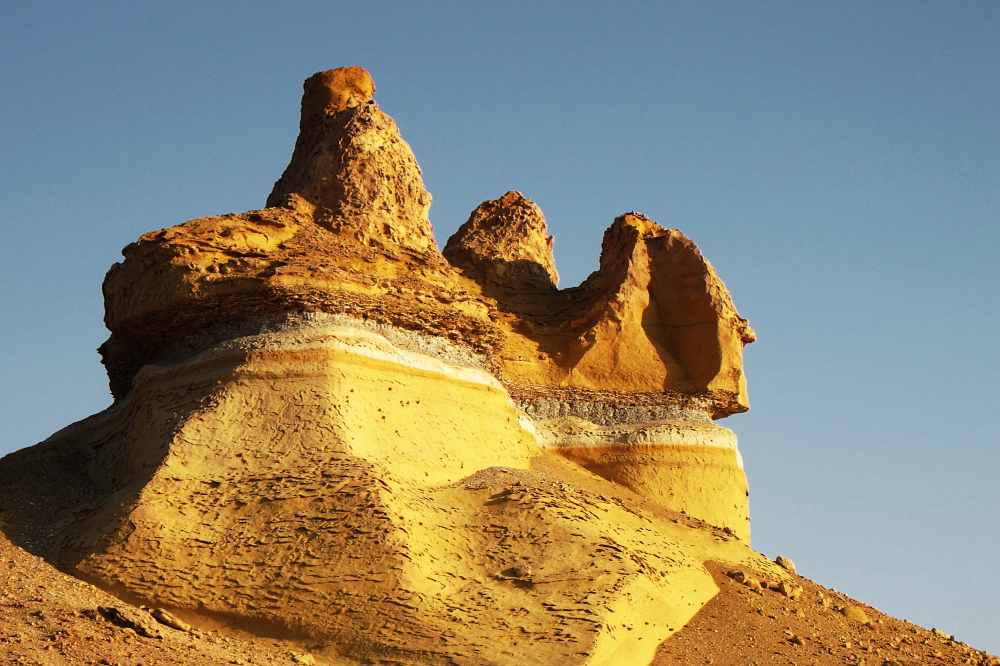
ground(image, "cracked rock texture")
xmin=2 ymin=67 xmax=767 ymax=665
xmin=443 ymin=190 xmax=559 ymax=290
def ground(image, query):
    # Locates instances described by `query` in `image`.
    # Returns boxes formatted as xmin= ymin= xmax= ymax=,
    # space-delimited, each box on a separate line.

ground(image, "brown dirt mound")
xmin=654 ymin=561 xmax=997 ymax=666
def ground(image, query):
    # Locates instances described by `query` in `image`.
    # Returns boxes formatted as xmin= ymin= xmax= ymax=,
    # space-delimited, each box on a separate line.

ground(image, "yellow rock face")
xmin=533 ymin=417 xmax=749 ymax=540
xmin=44 ymin=321 xmax=775 ymax=664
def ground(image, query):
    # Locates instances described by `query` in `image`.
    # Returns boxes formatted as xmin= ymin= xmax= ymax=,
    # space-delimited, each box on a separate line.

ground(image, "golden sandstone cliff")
xmin=0 ymin=67 xmax=776 ymax=666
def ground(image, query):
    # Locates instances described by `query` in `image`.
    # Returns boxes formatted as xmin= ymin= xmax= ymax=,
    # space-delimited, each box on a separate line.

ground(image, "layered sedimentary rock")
xmin=1 ymin=67 xmax=764 ymax=665
xmin=442 ymin=193 xmax=755 ymax=534
xmin=45 ymin=325 xmax=774 ymax=665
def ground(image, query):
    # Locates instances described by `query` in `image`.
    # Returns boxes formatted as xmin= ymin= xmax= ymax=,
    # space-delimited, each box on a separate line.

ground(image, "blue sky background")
xmin=2 ymin=0 xmax=998 ymax=653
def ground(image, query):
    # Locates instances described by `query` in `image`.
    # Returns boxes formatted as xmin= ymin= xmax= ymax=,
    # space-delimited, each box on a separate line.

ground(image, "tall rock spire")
xmin=267 ymin=67 xmax=436 ymax=253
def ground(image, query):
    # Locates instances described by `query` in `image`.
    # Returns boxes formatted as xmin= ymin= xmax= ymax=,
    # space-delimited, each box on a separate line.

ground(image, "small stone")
xmin=511 ymin=563 xmax=533 ymax=578
xmin=777 ymin=581 xmax=802 ymax=599
xmin=775 ymin=555 xmax=796 ymax=574
xmin=291 ymin=653 xmax=316 ymax=665
xmin=841 ymin=605 xmax=871 ymax=625
xmin=151 ymin=608 xmax=191 ymax=632
xmin=790 ymin=634 xmax=806 ymax=645
xmin=727 ymin=570 xmax=756 ymax=586
xmin=97 ymin=605 xmax=162 ymax=639
xmin=727 ymin=570 xmax=749 ymax=583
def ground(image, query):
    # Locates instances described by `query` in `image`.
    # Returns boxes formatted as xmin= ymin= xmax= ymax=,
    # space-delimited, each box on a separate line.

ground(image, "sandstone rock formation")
xmin=443 ymin=190 xmax=559 ymax=290
xmin=266 ymin=66 xmax=435 ymax=251
xmin=0 ymin=67 xmax=764 ymax=666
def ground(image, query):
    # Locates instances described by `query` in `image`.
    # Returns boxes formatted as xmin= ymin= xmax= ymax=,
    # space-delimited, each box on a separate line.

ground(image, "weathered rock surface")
xmin=1 ymin=67 xmax=764 ymax=665
xmin=11 ymin=320 xmax=773 ymax=664
xmin=443 ymin=190 xmax=559 ymax=290
xmin=0 ymin=529 xmax=995 ymax=666
xmin=266 ymin=66 xmax=436 ymax=252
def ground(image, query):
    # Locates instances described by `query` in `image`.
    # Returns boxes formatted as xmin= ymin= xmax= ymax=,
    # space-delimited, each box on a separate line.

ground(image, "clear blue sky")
xmin=2 ymin=0 xmax=998 ymax=653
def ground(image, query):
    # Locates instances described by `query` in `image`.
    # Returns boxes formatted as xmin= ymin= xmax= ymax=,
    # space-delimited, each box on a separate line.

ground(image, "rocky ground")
xmin=1 ymin=447 xmax=994 ymax=666
xmin=0 ymin=530 xmax=320 ymax=665
xmin=1 ymin=524 xmax=994 ymax=666
xmin=654 ymin=561 xmax=997 ymax=666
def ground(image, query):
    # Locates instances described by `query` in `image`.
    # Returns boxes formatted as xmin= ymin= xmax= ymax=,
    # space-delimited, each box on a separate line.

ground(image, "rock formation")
xmin=0 ymin=67 xmax=767 ymax=666
xmin=265 ymin=66 xmax=435 ymax=252
xmin=443 ymin=190 xmax=559 ymax=290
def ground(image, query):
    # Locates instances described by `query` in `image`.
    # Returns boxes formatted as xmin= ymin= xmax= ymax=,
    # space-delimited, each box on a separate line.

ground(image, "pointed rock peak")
xmin=574 ymin=210 xmax=755 ymax=411
xmin=443 ymin=191 xmax=558 ymax=290
xmin=267 ymin=67 xmax=437 ymax=253
xmin=301 ymin=67 xmax=375 ymax=118
xmin=594 ymin=212 xmax=754 ymax=341
xmin=579 ymin=212 xmax=680 ymax=298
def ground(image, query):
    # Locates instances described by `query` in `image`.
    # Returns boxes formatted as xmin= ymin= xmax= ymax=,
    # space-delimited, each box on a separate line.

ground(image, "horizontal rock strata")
xmin=51 ymin=323 xmax=767 ymax=664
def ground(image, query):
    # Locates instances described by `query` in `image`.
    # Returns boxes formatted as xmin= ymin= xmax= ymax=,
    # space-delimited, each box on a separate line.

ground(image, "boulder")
xmin=775 ymin=555 xmax=797 ymax=574
xmin=842 ymin=605 xmax=872 ymax=625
